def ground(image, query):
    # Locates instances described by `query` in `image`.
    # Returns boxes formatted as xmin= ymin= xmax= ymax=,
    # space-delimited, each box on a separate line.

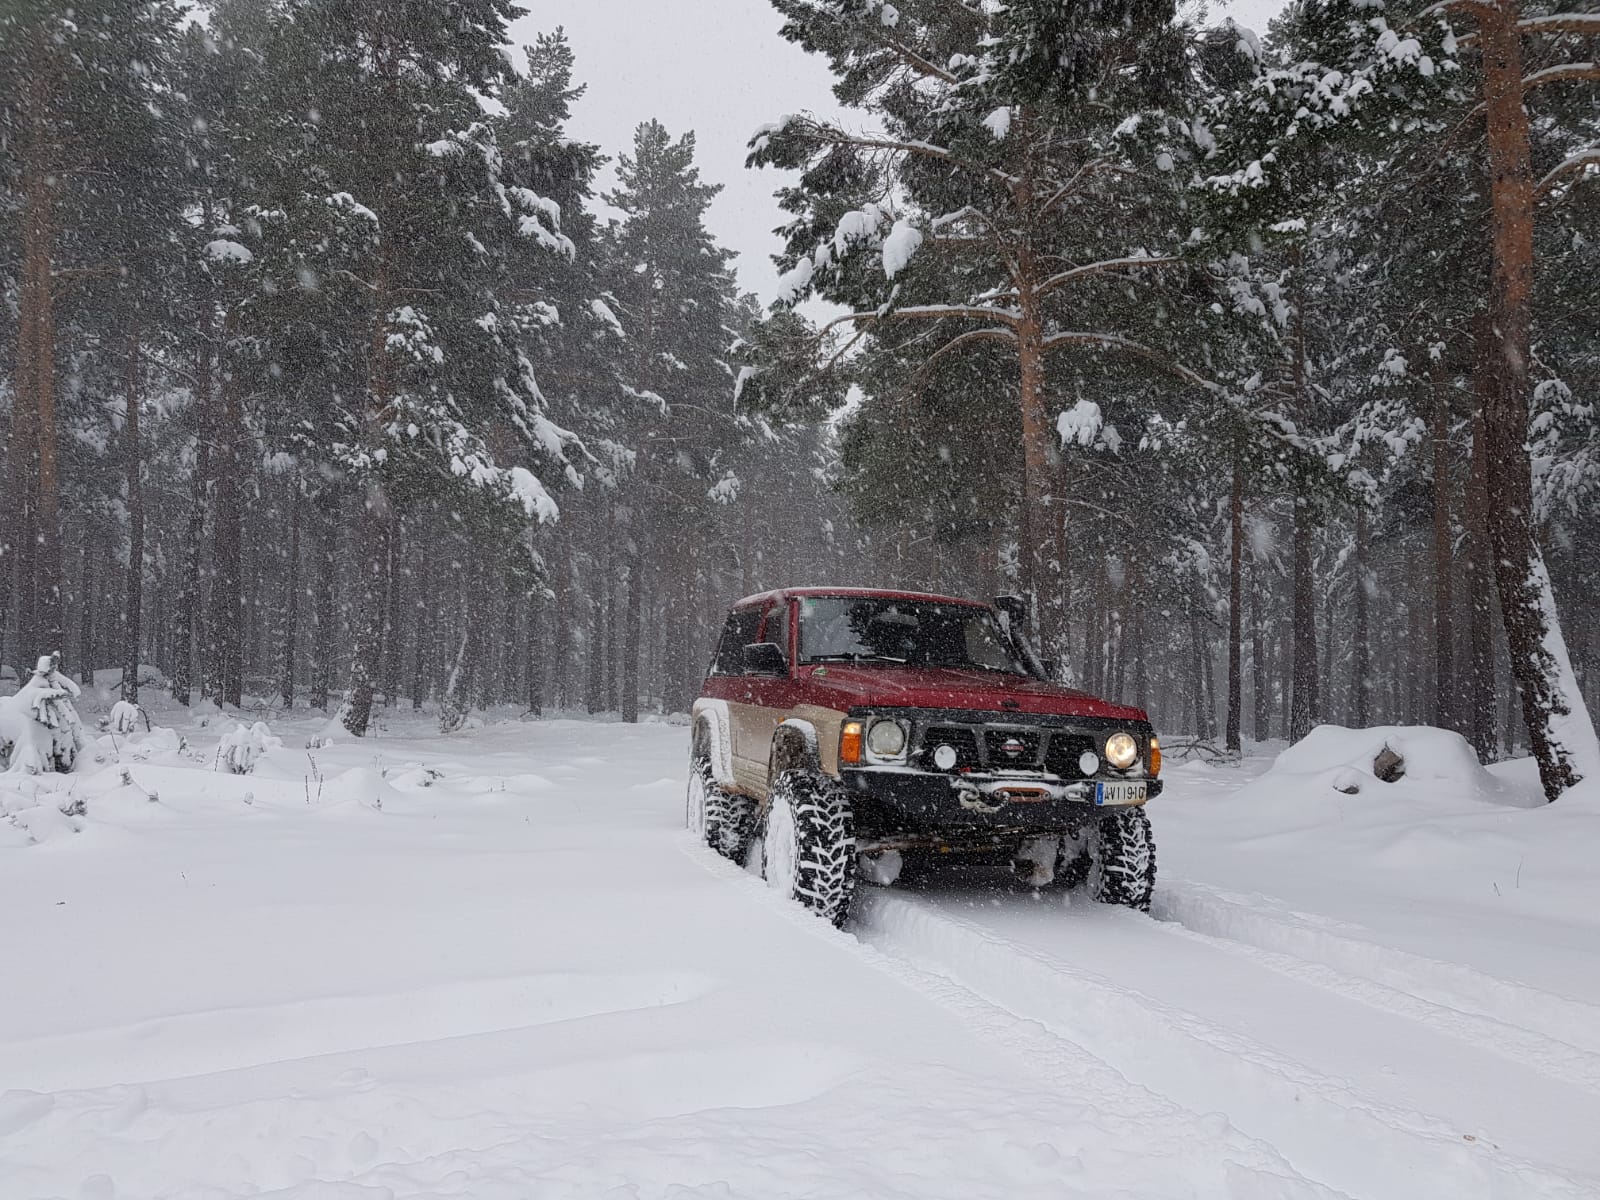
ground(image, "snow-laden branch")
xmin=1035 ymin=255 xmax=1181 ymax=300
xmin=1415 ymin=0 xmax=1498 ymax=19
xmin=1537 ymin=145 xmax=1600 ymax=198
xmin=1038 ymin=159 xmax=1135 ymax=217
xmin=816 ymin=304 xmax=1023 ymax=339
xmin=1040 ymin=330 xmax=1220 ymax=393
xmin=914 ymin=327 xmax=1018 ymax=379
xmin=786 ymin=118 xmax=1022 ymax=192
xmin=1524 ymin=61 xmax=1600 ymax=91
xmin=1518 ymin=14 xmax=1600 ymax=37
xmin=880 ymin=36 xmax=959 ymax=85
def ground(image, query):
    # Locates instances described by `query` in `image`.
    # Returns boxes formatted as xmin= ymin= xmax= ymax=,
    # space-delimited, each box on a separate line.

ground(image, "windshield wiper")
xmin=807 ymin=652 xmax=908 ymax=664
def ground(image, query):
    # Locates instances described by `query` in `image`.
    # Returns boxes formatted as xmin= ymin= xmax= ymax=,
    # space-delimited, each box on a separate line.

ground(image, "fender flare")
xmin=689 ymin=699 xmax=735 ymax=788
xmin=769 ymin=717 xmax=822 ymax=778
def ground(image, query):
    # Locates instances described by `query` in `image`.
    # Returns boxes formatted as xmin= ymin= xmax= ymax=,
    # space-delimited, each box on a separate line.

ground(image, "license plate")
xmin=1095 ymin=780 xmax=1147 ymax=807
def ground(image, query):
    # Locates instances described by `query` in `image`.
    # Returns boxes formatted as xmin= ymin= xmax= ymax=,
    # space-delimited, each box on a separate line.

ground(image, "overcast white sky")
xmin=508 ymin=0 xmax=1287 ymax=304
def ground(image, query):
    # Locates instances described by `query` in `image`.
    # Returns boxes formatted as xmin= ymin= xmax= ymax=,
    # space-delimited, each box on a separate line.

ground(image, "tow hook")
xmin=955 ymin=780 xmax=1004 ymax=814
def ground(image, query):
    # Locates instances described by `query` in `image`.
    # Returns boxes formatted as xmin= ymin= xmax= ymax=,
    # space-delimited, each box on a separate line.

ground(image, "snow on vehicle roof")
xmin=730 ymin=586 xmax=990 ymax=610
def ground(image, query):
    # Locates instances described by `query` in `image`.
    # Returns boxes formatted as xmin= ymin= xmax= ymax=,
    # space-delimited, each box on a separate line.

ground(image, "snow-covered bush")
xmin=108 ymin=700 xmax=144 ymax=735
xmin=217 ymin=722 xmax=282 ymax=776
xmin=0 ymin=656 xmax=86 ymax=775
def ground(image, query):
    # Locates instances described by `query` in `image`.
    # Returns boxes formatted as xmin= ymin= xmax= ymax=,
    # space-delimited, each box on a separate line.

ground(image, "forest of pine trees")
xmin=2 ymin=0 xmax=1597 ymax=799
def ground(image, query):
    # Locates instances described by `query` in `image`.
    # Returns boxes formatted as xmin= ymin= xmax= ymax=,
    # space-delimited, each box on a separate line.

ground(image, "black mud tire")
xmin=763 ymin=770 xmax=857 ymax=928
xmin=1053 ymin=829 xmax=1093 ymax=892
xmin=1093 ymin=806 xmax=1156 ymax=911
xmin=688 ymin=754 xmax=754 ymax=863
xmin=706 ymin=788 xmax=756 ymax=863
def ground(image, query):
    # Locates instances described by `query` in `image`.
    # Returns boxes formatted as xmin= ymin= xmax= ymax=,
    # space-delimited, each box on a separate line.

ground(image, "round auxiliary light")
xmin=1105 ymin=731 xmax=1139 ymax=770
xmin=933 ymin=743 xmax=959 ymax=770
xmin=1078 ymin=750 xmax=1101 ymax=776
xmin=867 ymin=719 xmax=908 ymax=757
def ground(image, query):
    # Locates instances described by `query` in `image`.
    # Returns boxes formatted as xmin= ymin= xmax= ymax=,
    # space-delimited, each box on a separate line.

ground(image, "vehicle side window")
xmin=764 ymin=602 xmax=790 ymax=664
xmin=710 ymin=608 xmax=763 ymax=675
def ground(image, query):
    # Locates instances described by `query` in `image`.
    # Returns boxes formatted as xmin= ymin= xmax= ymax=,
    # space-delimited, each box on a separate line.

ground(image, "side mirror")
xmin=742 ymin=642 xmax=788 ymax=676
xmin=993 ymin=595 xmax=1029 ymax=629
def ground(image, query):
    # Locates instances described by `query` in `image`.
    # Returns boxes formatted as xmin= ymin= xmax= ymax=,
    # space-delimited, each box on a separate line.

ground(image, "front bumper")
xmin=841 ymin=766 xmax=1162 ymax=843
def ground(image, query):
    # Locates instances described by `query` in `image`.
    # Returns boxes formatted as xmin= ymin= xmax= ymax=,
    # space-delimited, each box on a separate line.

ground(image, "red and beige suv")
xmin=687 ymin=587 xmax=1161 ymax=925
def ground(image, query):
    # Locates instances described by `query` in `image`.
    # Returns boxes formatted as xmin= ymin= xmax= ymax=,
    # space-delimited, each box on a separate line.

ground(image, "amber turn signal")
xmin=1149 ymin=735 xmax=1161 ymax=778
xmin=839 ymin=720 xmax=864 ymax=765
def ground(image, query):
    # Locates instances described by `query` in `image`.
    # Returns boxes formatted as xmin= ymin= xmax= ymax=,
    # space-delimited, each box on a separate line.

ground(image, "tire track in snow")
xmin=0 ymin=971 xmax=715 ymax=1094
xmin=678 ymin=833 xmax=1352 ymax=1200
xmin=1155 ymin=878 xmax=1600 ymax=1060
xmin=853 ymin=888 xmax=1600 ymax=1200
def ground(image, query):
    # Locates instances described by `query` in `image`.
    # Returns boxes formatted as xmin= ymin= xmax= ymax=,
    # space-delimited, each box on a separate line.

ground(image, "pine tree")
xmin=0 ymin=0 xmax=181 ymax=673
xmin=752 ymin=0 xmax=1221 ymax=660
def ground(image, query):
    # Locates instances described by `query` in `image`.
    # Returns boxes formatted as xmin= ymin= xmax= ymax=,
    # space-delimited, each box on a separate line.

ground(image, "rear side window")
xmin=710 ymin=607 xmax=763 ymax=675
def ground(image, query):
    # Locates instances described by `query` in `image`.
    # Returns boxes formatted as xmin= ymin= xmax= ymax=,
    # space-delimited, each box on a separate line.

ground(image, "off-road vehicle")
xmin=686 ymin=587 xmax=1160 ymax=926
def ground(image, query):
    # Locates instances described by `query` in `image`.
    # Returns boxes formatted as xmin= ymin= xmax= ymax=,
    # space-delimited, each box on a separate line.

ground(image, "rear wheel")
xmin=1093 ymin=806 xmax=1156 ymax=911
xmin=687 ymin=753 xmax=754 ymax=862
xmin=762 ymin=770 xmax=856 ymax=927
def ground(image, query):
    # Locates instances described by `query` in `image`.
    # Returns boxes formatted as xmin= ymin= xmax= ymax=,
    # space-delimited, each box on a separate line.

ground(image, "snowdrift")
xmin=1238 ymin=724 xmax=1541 ymax=810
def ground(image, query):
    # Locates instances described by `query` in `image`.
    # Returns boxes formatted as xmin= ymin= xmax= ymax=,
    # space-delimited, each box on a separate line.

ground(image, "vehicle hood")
xmin=798 ymin=664 xmax=1148 ymax=723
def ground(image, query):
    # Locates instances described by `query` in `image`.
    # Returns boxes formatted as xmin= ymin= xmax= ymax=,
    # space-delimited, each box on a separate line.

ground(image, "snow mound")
xmin=1244 ymin=724 xmax=1541 ymax=809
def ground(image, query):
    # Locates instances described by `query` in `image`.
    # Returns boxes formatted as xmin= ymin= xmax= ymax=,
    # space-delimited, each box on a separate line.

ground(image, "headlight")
xmin=866 ymin=719 xmax=908 ymax=758
xmin=1105 ymin=731 xmax=1139 ymax=770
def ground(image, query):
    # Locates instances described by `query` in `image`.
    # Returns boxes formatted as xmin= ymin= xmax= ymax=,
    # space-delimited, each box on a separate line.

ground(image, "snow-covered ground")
xmin=3 ymin=704 xmax=1598 ymax=1199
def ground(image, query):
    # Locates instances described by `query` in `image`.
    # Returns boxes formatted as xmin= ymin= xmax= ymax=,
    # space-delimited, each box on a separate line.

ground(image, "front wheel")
xmin=762 ymin=770 xmax=856 ymax=927
xmin=1093 ymin=806 xmax=1156 ymax=911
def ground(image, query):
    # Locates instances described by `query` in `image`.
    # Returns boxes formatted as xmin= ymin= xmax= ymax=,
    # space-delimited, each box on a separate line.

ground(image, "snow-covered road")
xmin=3 ymin=715 xmax=1597 ymax=1199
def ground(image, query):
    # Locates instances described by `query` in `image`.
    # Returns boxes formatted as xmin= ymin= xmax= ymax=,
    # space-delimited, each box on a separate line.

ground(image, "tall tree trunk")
xmin=1251 ymin=541 xmax=1270 ymax=742
xmin=1465 ymin=396 xmax=1498 ymax=760
xmin=1290 ymin=497 xmax=1320 ymax=742
xmin=411 ymin=535 xmax=430 ymax=712
xmin=1289 ymin=251 xmax=1320 ymax=743
xmin=173 ymin=330 xmax=215 ymax=705
xmin=1430 ymin=358 xmax=1456 ymax=731
xmin=1225 ymin=449 xmax=1244 ymax=753
xmin=78 ymin=532 xmax=95 ymax=683
xmin=1188 ymin=604 xmax=1209 ymax=740
xmin=280 ymin=486 xmax=300 ymax=709
xmin=20 ymin=52 xmax=63 ymax=659
xmin=208 ymin=324 xmax=244 ymax=708
xmin=382 ymin=516 xmax=403 ymax=707
xmin=1477 ymin=4 xmax=1598 ymax=799
xmin=621 ymin=530 xmax=643 ymax=724
xmin=1352 ymin=506 xmax=1371 ymax=728
xmin=311 ymin=497 xmax=338 ymax=711
xmin=525 ymin=564 xmax=544 ymax=717
xmin=342 ymin=480 xmax=392 ymax=735
xmin=121 ymin=333 xmax=145 ymax=703
xmin=1016 ymin=279 xmax=1061 ymax=653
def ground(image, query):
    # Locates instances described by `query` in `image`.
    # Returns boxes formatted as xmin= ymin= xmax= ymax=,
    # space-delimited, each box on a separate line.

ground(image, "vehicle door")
xmin=738 ymin=598 xmax=801 ymax=797
xmin=702 ymin=606 xmax=766 ymax=793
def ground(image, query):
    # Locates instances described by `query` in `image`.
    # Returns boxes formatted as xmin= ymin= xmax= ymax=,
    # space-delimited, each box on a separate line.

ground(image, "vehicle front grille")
xmin=919 ymin=726 xmax=981 ymax=772
xmin=983 ymin=729 xmax=1042 ymax=768
xmin=1044 ymin=733 xmax=1100 ymax=779
xmin=903 ymin=719 xmax=1134 ymax=778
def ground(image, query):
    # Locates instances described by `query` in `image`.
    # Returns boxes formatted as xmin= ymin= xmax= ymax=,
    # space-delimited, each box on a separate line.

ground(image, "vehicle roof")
xmin=730 ymin=586 xmax=990 ymax=610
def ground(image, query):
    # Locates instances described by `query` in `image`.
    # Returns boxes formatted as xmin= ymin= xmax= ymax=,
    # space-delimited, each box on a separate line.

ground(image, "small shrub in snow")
xmin=217 ymin=722 xmax=282 ymax=775
xmin=0 ymin=656 xmax=86 ymax=775
xmin=108 ymin=700 xmax=145 ymax=736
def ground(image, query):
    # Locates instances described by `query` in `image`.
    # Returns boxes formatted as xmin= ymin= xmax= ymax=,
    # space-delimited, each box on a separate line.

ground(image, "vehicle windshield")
xmin=797 ymin=596 xmax=1030 ymax=674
